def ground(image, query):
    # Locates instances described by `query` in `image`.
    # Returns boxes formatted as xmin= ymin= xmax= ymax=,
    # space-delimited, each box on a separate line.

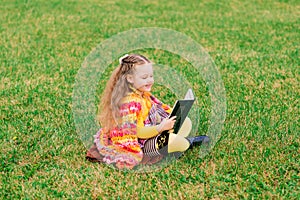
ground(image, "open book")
xmin=167 ymin=89 xmax=195 ymax=134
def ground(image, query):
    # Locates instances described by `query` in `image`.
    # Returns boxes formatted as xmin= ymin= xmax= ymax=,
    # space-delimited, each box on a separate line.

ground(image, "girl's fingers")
xmin=169 ymin=116 xmax=176 ymax=120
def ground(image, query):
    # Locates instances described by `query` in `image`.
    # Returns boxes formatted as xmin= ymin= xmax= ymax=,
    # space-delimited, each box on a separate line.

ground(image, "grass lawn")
xmin=1 ymin=0 xmax=299 ymax=199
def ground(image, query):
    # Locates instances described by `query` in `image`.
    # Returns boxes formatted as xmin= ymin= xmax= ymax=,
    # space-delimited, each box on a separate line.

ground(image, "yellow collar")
xmin=129 ymin=85 xmax=151 ymax=98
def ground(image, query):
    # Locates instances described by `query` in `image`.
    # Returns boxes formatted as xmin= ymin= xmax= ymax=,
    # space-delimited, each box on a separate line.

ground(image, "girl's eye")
xmin=141 ymin=75 xmax=153 ymax=79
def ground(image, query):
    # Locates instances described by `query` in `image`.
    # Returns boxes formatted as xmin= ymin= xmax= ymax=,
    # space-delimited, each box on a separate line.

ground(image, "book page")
xmin=184 ymin=88 xmax=194 ymax=100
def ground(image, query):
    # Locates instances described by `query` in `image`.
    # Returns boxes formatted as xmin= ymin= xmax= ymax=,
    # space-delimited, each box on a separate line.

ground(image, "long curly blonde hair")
xmin=98 ymin=54 xmax=151 ymax=130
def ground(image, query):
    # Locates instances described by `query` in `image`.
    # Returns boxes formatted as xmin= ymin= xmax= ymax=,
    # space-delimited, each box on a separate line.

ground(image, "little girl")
xmin=86 ymin=54 xmax=209 ymax=169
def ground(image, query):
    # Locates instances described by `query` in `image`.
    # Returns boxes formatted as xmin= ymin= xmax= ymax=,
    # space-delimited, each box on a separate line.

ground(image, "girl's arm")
xmin=137 ymin=116 xmax=176 ymax=139
xmin=120 ymin=96 xmax=175 ymax=139
xmin=136 ymin=126 xmax=159 ymax=139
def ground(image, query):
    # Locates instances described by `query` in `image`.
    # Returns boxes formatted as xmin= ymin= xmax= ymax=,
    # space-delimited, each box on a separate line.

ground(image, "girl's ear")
xmin=126 ymin=74 xmax=134 ymax=84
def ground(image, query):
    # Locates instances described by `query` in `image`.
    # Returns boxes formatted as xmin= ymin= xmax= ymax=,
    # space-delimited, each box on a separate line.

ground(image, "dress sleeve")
xmin=119 ymin=97 xmax=142 ymax=128
xmin=121 ymin=96 xmax=160 ymax=139
xmin=137 ymin=126 xmax=159 ymax=139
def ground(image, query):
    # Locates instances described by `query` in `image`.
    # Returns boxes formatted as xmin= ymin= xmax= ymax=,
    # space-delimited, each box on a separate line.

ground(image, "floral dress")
xmin=94 ymin=90 xmax=171 ymax=169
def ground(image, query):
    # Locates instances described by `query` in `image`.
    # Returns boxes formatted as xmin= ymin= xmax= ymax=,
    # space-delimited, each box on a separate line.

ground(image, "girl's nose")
xmin=148 ymin=78 xmax=154 ymax=83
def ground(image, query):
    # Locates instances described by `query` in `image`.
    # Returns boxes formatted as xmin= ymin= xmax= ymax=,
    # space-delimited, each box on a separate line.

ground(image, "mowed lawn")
xmin=1 ymin=0 xmax=299 ymax=199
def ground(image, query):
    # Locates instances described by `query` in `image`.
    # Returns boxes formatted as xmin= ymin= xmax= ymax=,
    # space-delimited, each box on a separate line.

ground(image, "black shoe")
xmin=187 ymin=135 xmax=210 ymax=146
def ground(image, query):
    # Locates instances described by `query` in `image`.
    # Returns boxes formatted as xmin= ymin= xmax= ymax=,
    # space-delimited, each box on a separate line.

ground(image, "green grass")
xmin=1 ymin=0 xmax=299 ymax=199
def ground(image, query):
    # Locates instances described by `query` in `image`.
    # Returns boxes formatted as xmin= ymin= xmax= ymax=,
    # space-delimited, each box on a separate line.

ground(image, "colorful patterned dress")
xmin=94 ymin=90 xmax=172 ymax=169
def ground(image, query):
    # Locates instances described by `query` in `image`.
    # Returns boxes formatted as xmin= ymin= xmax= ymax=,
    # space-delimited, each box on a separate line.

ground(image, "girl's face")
xmin=127 ymin=63 xmax=154 ymax=92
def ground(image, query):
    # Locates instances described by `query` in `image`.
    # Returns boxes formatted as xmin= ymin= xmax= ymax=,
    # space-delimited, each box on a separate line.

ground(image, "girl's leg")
xmin=142 ymin=130 xmax=209 ymax=158
xmin=167 ymin=133 xmax=190 ymax=153
xmin=175 ymin=117 xmax=210 ymax=147
xmin=176 ymin=117 xmax=192 ymax=137
xmin=143 ymin=132 xmax=190 ymax=156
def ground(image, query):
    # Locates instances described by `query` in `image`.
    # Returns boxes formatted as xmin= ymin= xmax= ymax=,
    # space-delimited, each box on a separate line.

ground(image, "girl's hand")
xmin=157 ymin=116 xmax=176 ymax=133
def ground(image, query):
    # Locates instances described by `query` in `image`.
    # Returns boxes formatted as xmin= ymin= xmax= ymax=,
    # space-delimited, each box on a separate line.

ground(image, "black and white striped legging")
xmin=142 ymin=132 xmax=169 ymax=157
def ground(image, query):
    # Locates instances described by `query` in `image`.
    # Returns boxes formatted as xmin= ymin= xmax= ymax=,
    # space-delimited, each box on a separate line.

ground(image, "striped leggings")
xmin=142 ymin=132 xmax=169 ymax=157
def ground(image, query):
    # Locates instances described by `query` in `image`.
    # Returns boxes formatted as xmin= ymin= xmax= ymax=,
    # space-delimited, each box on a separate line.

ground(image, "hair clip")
xmin=119 ymin=54 xmax=129 ymax=64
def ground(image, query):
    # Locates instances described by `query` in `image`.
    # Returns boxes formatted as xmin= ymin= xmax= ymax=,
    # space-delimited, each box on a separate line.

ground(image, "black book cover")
xmin=166 ymin=89 xmax=195 ymax=134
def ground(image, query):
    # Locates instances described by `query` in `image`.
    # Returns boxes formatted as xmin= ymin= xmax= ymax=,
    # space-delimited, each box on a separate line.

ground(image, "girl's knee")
xmin=168 ymin=134 xmax=190 ymax=153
